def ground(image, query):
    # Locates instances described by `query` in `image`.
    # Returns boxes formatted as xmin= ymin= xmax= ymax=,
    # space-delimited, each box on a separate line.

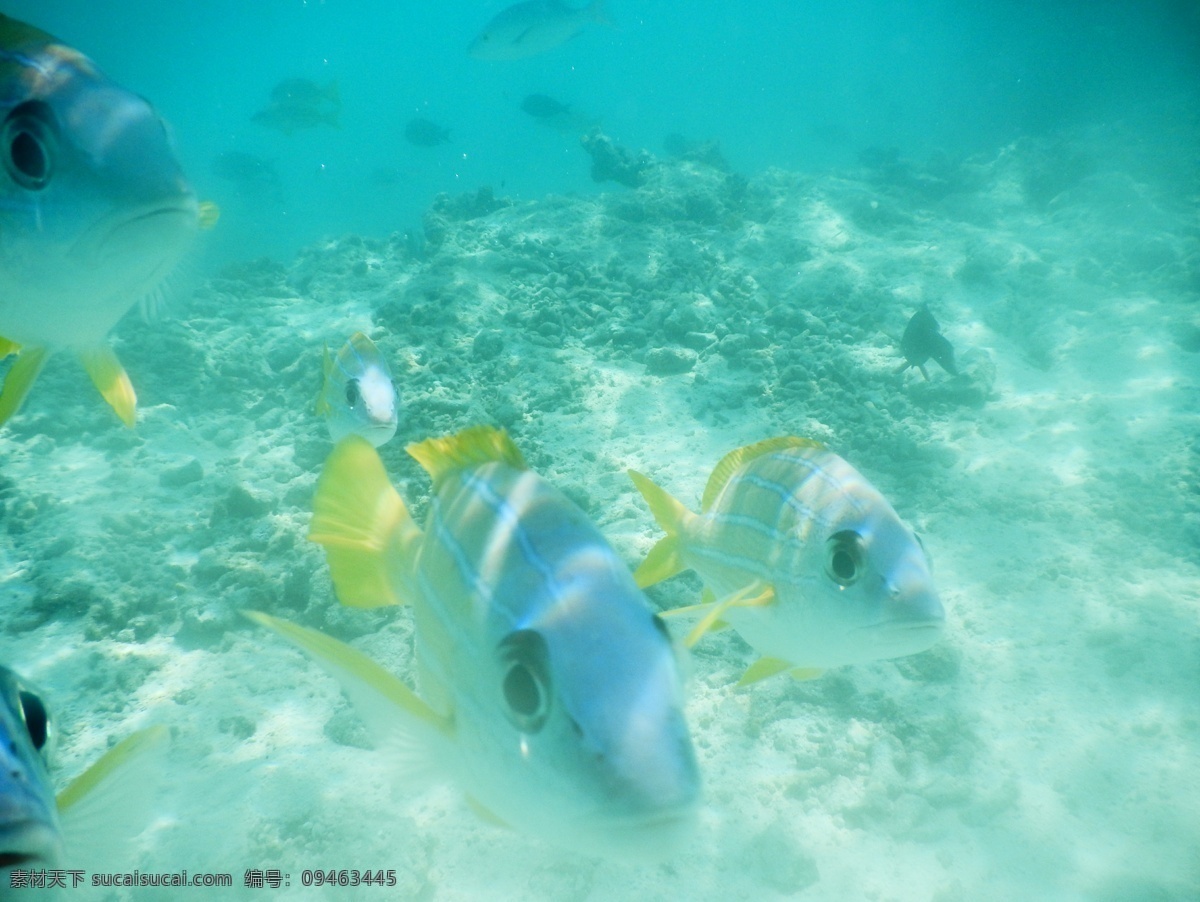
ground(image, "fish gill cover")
xmin=0 ymin=0 xmax=1197 ymax=899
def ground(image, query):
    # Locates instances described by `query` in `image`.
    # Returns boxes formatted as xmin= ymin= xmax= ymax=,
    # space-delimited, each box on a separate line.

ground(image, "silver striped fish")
xmin=261 ymin=426 xmax=699 ymax=858
xmin=0 ymin=665 xmax=169 ymax=881
xmin=315 ymin=332 xmax=398 ymax=448
xmin=0 ymin=13 xmax=202 ymax=427
xmin=629 ymin=436 xmax=944 ymax=686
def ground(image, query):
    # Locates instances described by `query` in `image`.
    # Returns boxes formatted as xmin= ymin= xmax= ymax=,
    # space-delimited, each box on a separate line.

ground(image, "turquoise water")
xmin=1 ymin=2 xmax=1198 ymax=899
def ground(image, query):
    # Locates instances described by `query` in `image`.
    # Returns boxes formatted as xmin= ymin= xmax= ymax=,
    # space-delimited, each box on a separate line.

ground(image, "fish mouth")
xmin=74 ymin=195 xmax=198 ymax=265
xmin=572 ymin=802 xmax=698 ymax=859
xmin=855 ymin=618 xmax=944 ymax=657
xmin=0 ymin=819 xmax=62 ymax=874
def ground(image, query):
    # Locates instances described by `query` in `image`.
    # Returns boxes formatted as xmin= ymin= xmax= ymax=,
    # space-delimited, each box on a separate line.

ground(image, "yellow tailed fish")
xmin=0 ymin=665 xmax=169 ymax=882
xmin=258 ymin=426 xmax=699 ymax=858
xmin=315 ymin=332 xmax=398 ymax=448
xmin=629 ymin=437 xmax=944 ymax=686
xmin=0 ymin=13 xmax=200 ymax=427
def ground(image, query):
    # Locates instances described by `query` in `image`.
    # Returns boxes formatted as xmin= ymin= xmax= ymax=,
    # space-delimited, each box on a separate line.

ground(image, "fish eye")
xmin=17 ymin=689 xmax=49 ymax=753
xmin=344 ymin=378 xmax=360 ymax=408
xmin=825 ymin=530 xmax=866 ymax=587
xmin=497 ymin=629 xmax=551 ymax=734
xmin=2 ymin=101 xmax=57 ymax=191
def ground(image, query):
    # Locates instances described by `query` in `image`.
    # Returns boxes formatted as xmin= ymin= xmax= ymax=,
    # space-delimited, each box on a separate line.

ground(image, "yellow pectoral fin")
xmin=789 ymin=667 xmax=824 ymax=681
xmin=0 ymin=345 xmax=49 ymax=426
xmin=310 ymin=436 xmax=420 ymax=608
xmin=57 ymin=724 xmax=171 ymax=876
xmin=78 ymin=346 xmax=136 ymax=427
xmin=682 ymin=582 xmax=773 ymax=648
xmin=245 ymin=611 xmax=450 ymax=785
xmin=736 ymin=657 xmax=794 ymax=688
xmin=57 ymin=725 xmax=170 ymax=814
xmin=197 ymin=200 xmax=221 ymax=230
xmin=0 ymin=336 xmax=20 ymax=359
xmin=632 ymin=535 xmax=682 ymax=588
xmin=465 ymin=795 xmax=511 ymax=829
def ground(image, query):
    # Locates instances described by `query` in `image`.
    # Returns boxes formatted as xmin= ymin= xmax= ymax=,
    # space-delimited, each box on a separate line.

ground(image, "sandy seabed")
xmin=1 ymin=128 xmax=1198 ymax=901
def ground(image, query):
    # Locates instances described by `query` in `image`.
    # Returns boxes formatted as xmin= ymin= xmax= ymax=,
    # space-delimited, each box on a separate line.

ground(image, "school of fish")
xmin=0 ymin=4 xmax=951 ymax=878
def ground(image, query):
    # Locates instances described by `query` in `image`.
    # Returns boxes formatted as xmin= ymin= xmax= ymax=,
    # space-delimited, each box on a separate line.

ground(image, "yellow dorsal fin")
xmin=736 ymin=656 xmax=795 ymax=688
xmin=406 ymin=425 xmax=525 ymax=485
xmin=78 ymin=345 xmax=136 ymax=427
xmin=701 ymin=436 xmax=825 ymax=512
xmin=0 ymin=345 xmax=49 ymax=426
xmin=309 ymin=436 xmax=420 ymax=607
xmin=344 ymin=331 xmax=377 ymax=359
xmin=628 ymin=469 xmax=695 ymax=588
xmin=0 ymin=336 xmax=19 ymax=359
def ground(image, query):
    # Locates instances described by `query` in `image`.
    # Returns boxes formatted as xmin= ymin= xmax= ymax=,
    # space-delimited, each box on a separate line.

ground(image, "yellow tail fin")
xmin=78 ymin=345 xmax=136 ymax=427
xmin=627 ymin=469 xmax=694 ymax=588
xmin=309 ymin=436 xmax=421 ymax=607
xmin=0 ymin=345 xmax=49 ymax=426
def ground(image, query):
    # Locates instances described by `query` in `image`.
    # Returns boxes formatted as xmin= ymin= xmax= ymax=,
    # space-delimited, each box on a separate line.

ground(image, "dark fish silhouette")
xmin=253 ymin=79 xmax=340 ymax=135
xmin=521 ymin=93 xmax=571 ymax=119
xmin=897 ymin=306 xmax=957 ymax=380
xmin=404 ymin=117 xmax=451 ymax=147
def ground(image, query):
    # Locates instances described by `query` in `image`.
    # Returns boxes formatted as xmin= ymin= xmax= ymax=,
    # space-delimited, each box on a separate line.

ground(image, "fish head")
xmin=471 ymin=557 xmax=700 ymax=859
xmin=321 ymin=333 xmax=398 ymax=447
xmin=0 ymin=32 xmax=197 ymax=347
xmin=800 ymin=507 xmax=944 ymax=665
xmin=428 ymin=468 xmax=700 ymax=858
xmin=0 ymin=668 xmax=63 ymax=878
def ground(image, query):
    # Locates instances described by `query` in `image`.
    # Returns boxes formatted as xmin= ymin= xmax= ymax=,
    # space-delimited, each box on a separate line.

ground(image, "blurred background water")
xmin=7 ymin=0 xmax=1198 ymax=267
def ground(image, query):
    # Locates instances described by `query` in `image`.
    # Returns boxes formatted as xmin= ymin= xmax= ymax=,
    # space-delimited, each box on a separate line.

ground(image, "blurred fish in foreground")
xmin=252 ymin=78 xmax=340 ymax=135
xmin=630 ymin=437 xmax=944 ymax=686
xmin=0 ymin=666 xmax=169 ymax=884
xmin=0 ymin=13 xmax=199 ymax=427
xmin=258 ymin=426 xmax=699 ymax=858
xmin=315 ymin=332 xmax=398 ymax=448
xmin=469 ymin=0 xmax=612 ymax=61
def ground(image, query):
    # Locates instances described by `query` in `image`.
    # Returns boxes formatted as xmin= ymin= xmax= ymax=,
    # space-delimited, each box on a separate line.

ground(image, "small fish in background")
xmin=315 ymin=332 xmax=398 ymax=448
xmin=469 ymin=0 xmax=612 ymax=61
xmin=519 ymin=92 xmax=597 ymax=135
xmin=0 ymin=665 xmax=169 ymax=882
xmin=897 ymin=305 xmax=958 ymax=380
xmin=0 ymin=13 xmax=200 ymax=427
xmin=252 ymin=78 xmax=340 ymax=136
xmin=403 ymin=117 xmax=451 ymax=147
xmin=630 ymin=437 xmax=944 ymax=687
xmin=210 ymin=151 xmax=284 ymax=202
xmin=255 ymin=426 xmax=699 ymax=858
